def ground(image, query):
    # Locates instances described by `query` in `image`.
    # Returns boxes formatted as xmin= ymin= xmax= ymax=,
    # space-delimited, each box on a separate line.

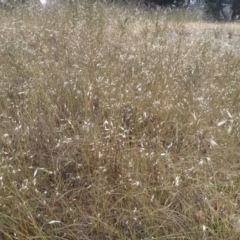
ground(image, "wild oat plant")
xmin=0 ymin=1 xmax=240 ymax=239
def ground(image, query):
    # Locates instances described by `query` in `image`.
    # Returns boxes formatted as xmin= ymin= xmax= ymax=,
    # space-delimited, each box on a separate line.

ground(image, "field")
xmin=0 ymin=1 xmax=240 ymax=239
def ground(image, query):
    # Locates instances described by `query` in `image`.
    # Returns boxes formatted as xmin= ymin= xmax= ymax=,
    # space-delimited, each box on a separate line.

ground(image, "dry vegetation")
xmin=0 ymin=1 xmax=240 ymax=239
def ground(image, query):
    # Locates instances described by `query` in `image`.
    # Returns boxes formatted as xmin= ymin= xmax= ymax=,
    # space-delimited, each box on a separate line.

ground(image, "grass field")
xmin=0 ymin=1 xmax=240 ymax=239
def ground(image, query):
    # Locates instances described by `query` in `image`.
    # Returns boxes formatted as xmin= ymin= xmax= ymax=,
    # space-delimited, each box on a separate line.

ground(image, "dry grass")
xmin=0 ymin=1 xmax=240 ymax=239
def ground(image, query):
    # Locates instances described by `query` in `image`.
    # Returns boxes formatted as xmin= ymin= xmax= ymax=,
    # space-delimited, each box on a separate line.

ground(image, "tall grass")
xmin=0 ymin=1 xmax=240 ymax=239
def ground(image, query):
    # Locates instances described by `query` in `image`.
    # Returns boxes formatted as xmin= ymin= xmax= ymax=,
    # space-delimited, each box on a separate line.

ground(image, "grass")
xmin=0 ymin=1 xmax=240 ymax=239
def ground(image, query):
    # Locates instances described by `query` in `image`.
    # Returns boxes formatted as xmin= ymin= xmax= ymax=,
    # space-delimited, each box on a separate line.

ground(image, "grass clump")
xmin=0 ymin=1 xmax=240 ymax=239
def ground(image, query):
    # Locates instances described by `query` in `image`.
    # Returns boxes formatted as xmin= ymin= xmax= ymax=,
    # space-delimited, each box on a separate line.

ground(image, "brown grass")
xmin=0 ymin=1 xmax=240 ymax=239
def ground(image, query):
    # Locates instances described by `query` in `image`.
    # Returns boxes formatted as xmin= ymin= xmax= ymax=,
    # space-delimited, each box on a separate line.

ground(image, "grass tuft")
xmin=0 ymin=1 xmax=240 ymax=239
